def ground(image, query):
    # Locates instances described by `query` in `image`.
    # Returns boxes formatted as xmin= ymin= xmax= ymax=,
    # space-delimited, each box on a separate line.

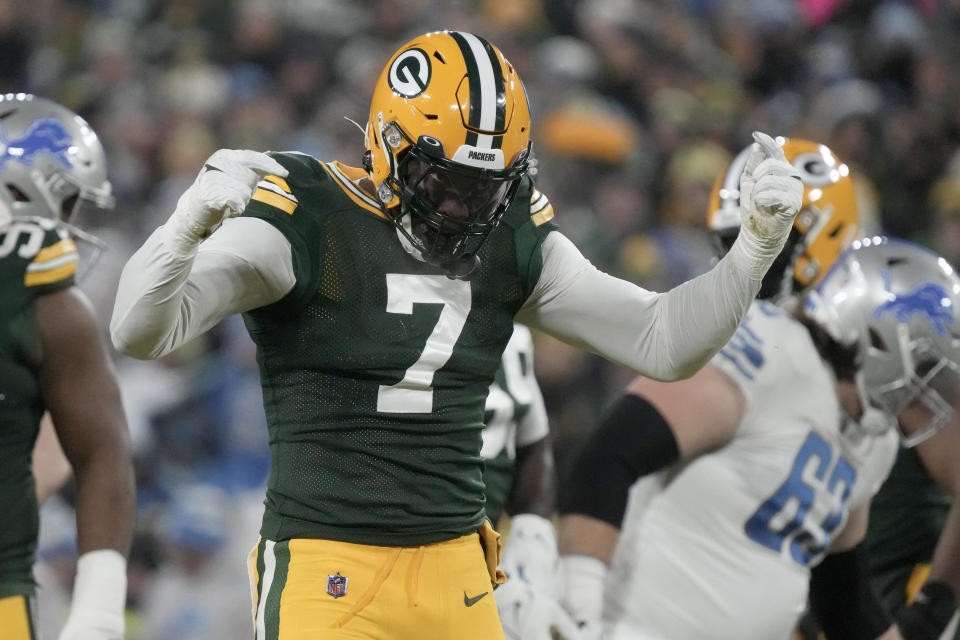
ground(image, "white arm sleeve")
xmin=110 ymin=217 xmax=295 ymax=360
xmin=516 ymin=231 xmax=761 ymax=381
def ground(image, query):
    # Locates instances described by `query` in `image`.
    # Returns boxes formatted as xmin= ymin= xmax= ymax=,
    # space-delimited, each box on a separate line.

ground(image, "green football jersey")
xmin=240 ymin=153 xmax=557 ymax=546
xmin=0 ymin=217 xmax=78 ymax=597
xmin=480 ymin=324 xmax=544 ymax=525
xmin=867 ymin=446 xmax=951 ymax=577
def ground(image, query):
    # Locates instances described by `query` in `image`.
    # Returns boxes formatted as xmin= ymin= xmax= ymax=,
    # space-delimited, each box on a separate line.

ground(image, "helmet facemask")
xmin=44 ymin=170 xmax=114 ymax=277
xmin=377 ymin=122 xmax=529 ymax=279
xmin=857 ymin=324 xmax=960 ymax=447
xmin=804 ymin=238 xmax=960 ymax=448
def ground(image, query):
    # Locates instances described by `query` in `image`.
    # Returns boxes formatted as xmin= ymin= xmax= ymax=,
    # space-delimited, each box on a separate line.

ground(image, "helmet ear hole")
xmin=6 ymin=184 xmax=29 ymax=202
xmin=61 ymin=193 xmax=78 ymax=221
xmin=869 ymin=327 xmax=888 ymax=352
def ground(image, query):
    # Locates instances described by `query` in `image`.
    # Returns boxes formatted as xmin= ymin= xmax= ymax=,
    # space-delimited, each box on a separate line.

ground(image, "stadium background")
xmin=4 ymin=0 xmax=960 ymax=637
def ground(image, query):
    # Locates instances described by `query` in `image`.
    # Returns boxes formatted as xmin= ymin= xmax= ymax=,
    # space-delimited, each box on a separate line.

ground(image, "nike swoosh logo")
xmin=464 ymin=591 xmax=489 ymax=607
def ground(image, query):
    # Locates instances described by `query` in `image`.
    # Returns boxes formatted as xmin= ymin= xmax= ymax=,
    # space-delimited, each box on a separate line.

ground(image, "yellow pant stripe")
xmin=0 ymin=595 xmax=36 ymax=640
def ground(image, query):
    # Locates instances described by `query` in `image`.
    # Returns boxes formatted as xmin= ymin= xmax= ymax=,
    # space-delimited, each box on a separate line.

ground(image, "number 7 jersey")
xmin=239 ymin=152 xmax=556 ymax=546
xmin=604 ymin=302 xmax=899 ymax=640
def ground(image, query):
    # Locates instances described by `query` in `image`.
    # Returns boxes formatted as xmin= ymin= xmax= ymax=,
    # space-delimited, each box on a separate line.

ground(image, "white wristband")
xmin=558 ymin=554 xmax=607 ymax=623
xmin=70 ymin=549 xmax=127 ymax=622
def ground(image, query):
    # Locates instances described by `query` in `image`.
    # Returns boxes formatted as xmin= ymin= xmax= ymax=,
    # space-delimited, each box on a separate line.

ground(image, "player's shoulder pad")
xmin=0 ymin=217 xmax=78 ymax=288
xmin=248 ymin=151 xmax=324 ymax=217
xmin=500 ymin=176 xmax=556 ymax=233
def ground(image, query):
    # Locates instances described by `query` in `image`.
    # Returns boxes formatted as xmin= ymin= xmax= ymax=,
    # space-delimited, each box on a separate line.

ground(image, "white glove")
xmin=729 ymin=131 xmax=804 ymax=280
xmin=496 ymin=576 xmax=585 ymax=640
xmin=558 ymin=554 xmax=608 ymax=639
xmin=500 ymin=513 xmax=559 ymax=594
xmin=163 ymin=149 xmax=288 ymax=258
xmin=58 ymin=550 xmax=127 ymax=640
xmin=575 ymin=618 xmax=606 ymax=640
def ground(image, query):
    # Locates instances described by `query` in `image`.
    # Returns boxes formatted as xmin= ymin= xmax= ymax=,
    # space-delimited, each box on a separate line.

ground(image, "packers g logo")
xmin=388 ymin=48 xmax=431 ymax=98
xmin=791 ymin=152 xmax=840 ymax=188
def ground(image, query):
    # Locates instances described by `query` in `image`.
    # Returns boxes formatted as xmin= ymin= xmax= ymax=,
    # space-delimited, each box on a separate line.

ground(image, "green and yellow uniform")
xmin=242 ymin=153 xmax=555 ymax=639
xmin=480 ymin=324 xmax=546 ymax=525
xmin=0 ymin=217 xmax=78 ymax=638
xmin=867 ymin=447 xmax=958 ymax=638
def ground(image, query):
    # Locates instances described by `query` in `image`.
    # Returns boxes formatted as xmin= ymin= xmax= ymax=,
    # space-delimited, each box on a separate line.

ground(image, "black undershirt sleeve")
xmin=808 ymin=542 xmax=892 ymax=640
xmin=558 ymin=393 xmax=679 ymax=527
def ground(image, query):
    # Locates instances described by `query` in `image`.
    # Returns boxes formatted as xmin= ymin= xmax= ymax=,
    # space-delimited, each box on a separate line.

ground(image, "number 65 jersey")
xmin=603 ymin=302 xmax=898 ymax=640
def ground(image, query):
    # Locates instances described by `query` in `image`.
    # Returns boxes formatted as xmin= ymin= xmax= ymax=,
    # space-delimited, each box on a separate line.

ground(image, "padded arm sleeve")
xmin=110 ymin=217 xmax=295 ymax=359
xmin=517 ymin=231 xmax=761 ymax=381
xmin=808 ymin=542 xmax=892 ymax=640
xmin=558 ymin=393 xmax=679 ymax=527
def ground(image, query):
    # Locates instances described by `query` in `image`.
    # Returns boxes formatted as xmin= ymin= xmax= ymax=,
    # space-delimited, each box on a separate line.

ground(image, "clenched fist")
xmin=163 ymin=149 xmax=288 ymax=257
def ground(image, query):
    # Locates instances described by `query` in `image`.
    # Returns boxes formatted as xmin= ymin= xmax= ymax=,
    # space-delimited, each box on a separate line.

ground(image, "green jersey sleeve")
xmin=241 ymin=151 xmax=326 ymax=311
xmin=501 ymin=177 xmax=559 ymax=300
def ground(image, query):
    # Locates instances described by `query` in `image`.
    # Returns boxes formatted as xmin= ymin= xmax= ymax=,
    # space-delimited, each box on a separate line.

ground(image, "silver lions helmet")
xmin=0 ymin=93 xmax=113 ymax=249
xmin=804 ymin=237 xmax=960 ymax=447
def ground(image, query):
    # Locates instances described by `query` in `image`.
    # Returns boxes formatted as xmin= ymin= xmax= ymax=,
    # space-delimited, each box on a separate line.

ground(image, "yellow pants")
xmin=0 ymin=595 xmax=36 ymax=640
xmin=247 ymin=530 xmax=505 ymax=640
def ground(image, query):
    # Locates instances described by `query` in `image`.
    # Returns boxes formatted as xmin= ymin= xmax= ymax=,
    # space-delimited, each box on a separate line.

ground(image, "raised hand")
xmin=738 ymin=131 xmax=803 ymax=250
xmin=164 ymin=149 xmax=288 ymax=256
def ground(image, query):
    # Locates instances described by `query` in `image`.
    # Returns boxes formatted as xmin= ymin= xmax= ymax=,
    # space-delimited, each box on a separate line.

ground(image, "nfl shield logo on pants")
xmin=327 ymin=572 xmax=348 ymax=598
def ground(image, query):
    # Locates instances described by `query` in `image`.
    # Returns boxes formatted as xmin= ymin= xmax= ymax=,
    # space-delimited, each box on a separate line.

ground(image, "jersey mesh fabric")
xmin=241 ymin=153 xmax=554 ymax=545
xmin=0 ymin=218 xmax=76 ymax=597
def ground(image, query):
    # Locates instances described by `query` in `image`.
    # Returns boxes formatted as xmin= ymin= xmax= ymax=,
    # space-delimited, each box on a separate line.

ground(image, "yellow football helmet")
xmin=364 ymin=31 xmax=532 ymax=278
xmin=707 ymin=137 xmax=859 ymax=301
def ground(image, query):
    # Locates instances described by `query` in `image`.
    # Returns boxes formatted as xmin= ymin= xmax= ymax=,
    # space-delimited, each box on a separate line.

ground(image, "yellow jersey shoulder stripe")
xmin=264 ymin=174 xmax=293 ymax=193
xmin=31 ymin=238 xmax=77 ymax=264
xmin=529 ymin=189 xmax=554 ymax=227
xmin=252 ymin=172 xmax=298 ymax=215
xmin=252 ymin=188 xmax=297 ymax=214
xmin=25 ymin=261 xmax=76 ymax=287
xmin=322 ymin=162 xmax=388 ymax=220
xmin=257 ymin=178 xmax=298 ymax=202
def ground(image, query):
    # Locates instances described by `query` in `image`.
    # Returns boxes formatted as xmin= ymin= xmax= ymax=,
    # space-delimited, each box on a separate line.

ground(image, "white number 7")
xmin=377 ymin=274 xmax=472 ymax=414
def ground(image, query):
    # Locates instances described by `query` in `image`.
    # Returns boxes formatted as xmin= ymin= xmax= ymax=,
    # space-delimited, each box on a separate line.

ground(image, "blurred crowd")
xmin=4 ymin=0 xmax=960 ymax=637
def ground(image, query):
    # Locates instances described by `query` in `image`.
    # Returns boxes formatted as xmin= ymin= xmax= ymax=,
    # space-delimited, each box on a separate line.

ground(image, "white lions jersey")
xmin=604 ymin=302 xmax=899 ymax=640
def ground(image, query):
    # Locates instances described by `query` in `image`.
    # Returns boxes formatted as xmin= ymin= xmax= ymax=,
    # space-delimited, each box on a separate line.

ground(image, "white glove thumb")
xmin=728 ymin=131 xmax=804 ymax=280
xmin=164 ymin=149 xmax=288 ymax=257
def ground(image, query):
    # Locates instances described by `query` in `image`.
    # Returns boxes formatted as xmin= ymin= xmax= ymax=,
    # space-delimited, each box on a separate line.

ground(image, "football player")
xmin=480 ymin=323 xmax=582 ymax=640
xmin=109 ymin=31 xmax=802 ymax=639
xmin=0 ymin=94 xmax=135 ymax=640
xmin=555 ymin=139 xmax=909 ymax=640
